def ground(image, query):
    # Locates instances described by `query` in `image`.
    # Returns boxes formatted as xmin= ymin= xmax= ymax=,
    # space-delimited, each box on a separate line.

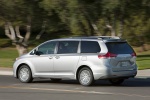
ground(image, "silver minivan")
xmin=13 ymin=36 xmax=137 ymax=86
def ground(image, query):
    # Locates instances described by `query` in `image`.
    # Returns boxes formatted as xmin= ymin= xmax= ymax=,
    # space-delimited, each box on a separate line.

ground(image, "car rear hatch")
xmin=104 ymin=41 xmax=136 ymax=72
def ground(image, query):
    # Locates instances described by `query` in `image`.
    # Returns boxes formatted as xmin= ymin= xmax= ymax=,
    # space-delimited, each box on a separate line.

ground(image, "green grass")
xmin=136 ymin=54 xmax=150 ymax=70
xmin=0 ymin=47 xmax=150 ymax=70
xmin=134 ymin=47 xmax=150 ymax=70
xmin=0 ymin=48 xmax=18 ymax=58
xmin=0 ymin=48 xmax=18 ymax=67
xmin=0 ymin=58 xmax=15 ymax=68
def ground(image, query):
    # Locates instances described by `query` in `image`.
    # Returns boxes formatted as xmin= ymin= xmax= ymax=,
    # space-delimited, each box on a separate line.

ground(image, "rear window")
xmin=106 ymin=42 xmax=134 ymax=54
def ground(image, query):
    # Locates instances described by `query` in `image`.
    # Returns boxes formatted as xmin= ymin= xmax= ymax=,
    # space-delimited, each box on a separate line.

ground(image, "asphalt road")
xmin=0 ymin=75 xmax=150 ymax=100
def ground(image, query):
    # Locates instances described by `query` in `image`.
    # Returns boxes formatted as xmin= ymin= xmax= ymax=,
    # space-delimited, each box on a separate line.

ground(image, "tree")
xmin=0 ymin=0 xmax=150 ymax=55
xmin=40 ymin=0 xmax=103 ymax=36
xmin=0 ymin=0 xmax=47 ymax=56
xmin=123 ymin=0 xmax=150 ymax=50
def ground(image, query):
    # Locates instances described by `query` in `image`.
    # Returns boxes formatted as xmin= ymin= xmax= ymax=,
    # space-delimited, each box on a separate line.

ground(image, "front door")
xmin=29 ymin=41 xmax=57 ymax=77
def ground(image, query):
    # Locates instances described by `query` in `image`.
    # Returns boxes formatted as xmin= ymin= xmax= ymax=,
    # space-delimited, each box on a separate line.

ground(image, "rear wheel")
xmin=18 ymin=65 xmax=33 ymax=83
xmin=109 ymin=79 xmax=124 ymax=85
xmin=78 ymin=67 xmax=94 ymax=86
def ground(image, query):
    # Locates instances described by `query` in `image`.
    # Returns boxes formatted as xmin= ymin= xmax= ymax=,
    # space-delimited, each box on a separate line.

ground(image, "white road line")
xmin=0 ymin=86 xmax=150 ymax=98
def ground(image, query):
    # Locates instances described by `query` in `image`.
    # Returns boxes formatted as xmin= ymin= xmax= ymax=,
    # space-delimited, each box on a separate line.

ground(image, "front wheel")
xmin=109 ymin=79 xmax=124 ymax=85
xmin=18 ymin=65 xmax=33 ymax=83
xmin=78 ymin=67 xmax=94 ymax=86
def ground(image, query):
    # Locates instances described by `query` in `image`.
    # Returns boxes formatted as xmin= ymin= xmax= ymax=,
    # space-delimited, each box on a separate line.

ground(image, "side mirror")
xmin=30 ymin=49 xmax=37 ymax=55
xmin=32 ymin=49 xmax=36 ymax=54
xmin=31 ymin=49 xmax=43 ymax=56
xmin=35 ymin=51 xmax=43 ymax=56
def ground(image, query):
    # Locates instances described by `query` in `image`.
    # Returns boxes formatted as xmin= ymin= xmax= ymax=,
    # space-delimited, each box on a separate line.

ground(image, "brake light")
xmin=98 ymin=52 xmax=117 ymax=58
xmin=131 ymin=52 xmax=136 ymax=57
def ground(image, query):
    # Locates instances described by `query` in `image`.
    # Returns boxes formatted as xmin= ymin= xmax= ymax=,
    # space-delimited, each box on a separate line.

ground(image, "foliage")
xmin=0 ymin=0 xmax=149 ymax=45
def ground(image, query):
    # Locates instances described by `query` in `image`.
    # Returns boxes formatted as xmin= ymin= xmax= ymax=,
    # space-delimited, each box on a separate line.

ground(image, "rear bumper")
xmin=93 ymin=65 xmax=137 ymax=80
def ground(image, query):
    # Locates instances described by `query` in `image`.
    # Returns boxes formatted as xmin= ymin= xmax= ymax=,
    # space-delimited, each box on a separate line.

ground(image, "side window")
xmin=38 ymin=41 xmax=57 ymax=55
xmin=81 ymin=41 xmax=100 ymax=53
xmin=57 ymin=41 xmax=79 ymax=54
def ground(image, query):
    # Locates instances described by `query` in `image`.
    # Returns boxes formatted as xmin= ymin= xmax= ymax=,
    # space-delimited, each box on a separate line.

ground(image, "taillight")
xmin=131 ymin=52 xmax=136 ymax=57
xmin=98 ymin=52 xmax=117 ymax=58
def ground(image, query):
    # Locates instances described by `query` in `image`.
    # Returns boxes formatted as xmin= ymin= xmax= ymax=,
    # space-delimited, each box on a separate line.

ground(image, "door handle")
xmin=55 ymin=56 xmax=60 ymax=59
xmin=49 ymin=56 xmax=53 ymax=59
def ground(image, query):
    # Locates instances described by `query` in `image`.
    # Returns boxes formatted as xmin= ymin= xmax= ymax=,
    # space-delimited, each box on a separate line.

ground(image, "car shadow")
xmin=93 ymin=77 xmax=150 ymax=87
xmin=32 ymin=78 xmax=79 ymax=85
xmin=32 ymin=77 xmax=150 ymax=87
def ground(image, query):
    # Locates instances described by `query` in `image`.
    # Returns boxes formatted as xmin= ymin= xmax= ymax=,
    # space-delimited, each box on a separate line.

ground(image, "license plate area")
xmin=121 ymin=61 xmax=128 ymax=67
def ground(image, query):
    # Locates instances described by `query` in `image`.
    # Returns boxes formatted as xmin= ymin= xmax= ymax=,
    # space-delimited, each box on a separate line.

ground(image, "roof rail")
xmin=69 ymin=36 xmax=121 ymax=39
xmin=91 ymin=36 xmax=120 ymax=39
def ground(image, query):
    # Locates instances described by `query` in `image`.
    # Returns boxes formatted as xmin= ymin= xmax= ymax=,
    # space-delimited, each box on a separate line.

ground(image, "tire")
xmin=18 ymin=65 xmax=33 ymax=83
xmin=50 ymin=78 xmax=62 ymax=82
xmin=109 ymin=79 xmax=124 ymax=85
xmin=78 ymin=67 xmax=94 ymax=86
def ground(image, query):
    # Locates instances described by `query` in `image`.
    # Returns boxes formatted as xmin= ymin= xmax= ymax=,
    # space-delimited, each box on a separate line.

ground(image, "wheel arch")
xmin=16 ymin=63 xmax=32 ymax=78
xmin=76 ymin=65 xmax=93 ymax=81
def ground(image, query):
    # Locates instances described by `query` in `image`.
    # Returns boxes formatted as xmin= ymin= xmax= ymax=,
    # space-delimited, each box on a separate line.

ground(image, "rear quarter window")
xmin=81 ymin=41 xmax=101 ymax=53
